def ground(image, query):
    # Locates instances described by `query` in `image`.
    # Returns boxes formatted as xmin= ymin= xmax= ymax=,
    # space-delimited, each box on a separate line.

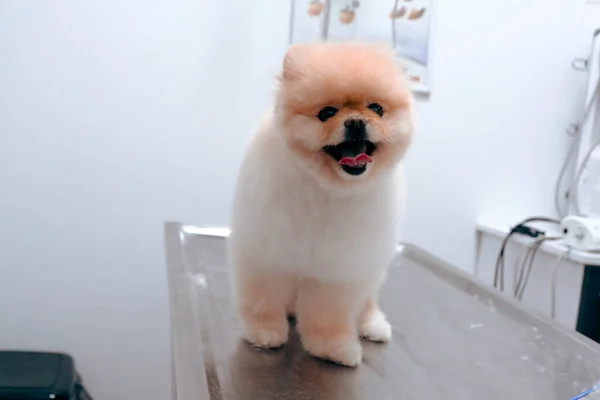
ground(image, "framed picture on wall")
xmin=288 ymin=0 xmax=434 ymax=95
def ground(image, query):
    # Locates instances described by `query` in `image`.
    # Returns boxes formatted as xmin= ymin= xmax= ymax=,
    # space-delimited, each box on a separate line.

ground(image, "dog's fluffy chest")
xmin=230 ymin=135 xmax=403 ymax=283
xmin=263 ymin=180 xmax=400 ymax=282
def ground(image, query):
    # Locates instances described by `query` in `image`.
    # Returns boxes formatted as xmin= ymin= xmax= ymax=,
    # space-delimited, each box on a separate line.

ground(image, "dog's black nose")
xmin=344 ymin=118 xmax=366 ymax=129
xmin=344 ymin=118 xmax=367 ymax=141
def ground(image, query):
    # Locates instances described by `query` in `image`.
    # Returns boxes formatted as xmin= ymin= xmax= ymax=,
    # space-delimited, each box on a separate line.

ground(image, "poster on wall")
xmin=288 ymin=0 xmax=433 ymax=94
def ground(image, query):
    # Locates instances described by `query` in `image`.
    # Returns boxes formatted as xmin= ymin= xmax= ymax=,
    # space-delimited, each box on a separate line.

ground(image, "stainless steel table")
xmin=165 ymin=223 xmax=600 ymax=400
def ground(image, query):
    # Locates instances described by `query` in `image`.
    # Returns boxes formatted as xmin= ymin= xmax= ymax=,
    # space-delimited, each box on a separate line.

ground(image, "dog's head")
xmin=275 ymin=42 xmax=414 ymax=188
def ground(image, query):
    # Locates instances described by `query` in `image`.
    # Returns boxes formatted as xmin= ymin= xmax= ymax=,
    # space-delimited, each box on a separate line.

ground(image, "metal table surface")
xmin=165 ymin=223 xmax=600 ymax=400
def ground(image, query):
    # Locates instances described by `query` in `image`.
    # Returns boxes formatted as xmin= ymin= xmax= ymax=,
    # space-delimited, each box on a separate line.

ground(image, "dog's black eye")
xmin=367 ymin=103 xmax=384 ymax=117
xmin=317 ymin=106 xmax=338 ymax=122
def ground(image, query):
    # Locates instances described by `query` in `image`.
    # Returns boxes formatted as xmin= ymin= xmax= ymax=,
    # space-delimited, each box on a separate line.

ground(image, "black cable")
xmin=493 ymin=217 xmax=560 ymax=291
xmin=512 ymin=240 xmax=538 ymax=297
xmin=516 ymin=236 xmax=561 ymax=300
xmin=513 ymin=236 xmax=560 ymax=299
xmin=494 ymin=218 xmax=555 ymax=290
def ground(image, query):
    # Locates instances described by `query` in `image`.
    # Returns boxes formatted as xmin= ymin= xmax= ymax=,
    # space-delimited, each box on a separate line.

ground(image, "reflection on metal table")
xmin=165 ymin=223 xmax=600 ymax=400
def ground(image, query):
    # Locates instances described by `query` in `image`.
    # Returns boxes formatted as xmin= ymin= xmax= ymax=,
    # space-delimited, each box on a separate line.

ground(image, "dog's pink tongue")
xmin=338 ymin=153 xmax=372 ymax=167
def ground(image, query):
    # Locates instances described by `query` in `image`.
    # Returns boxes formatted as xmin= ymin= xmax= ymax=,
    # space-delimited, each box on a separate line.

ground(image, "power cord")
xmin=573 ymin=131 xmax=600 ymax=216
xmin=493 ymin=217 xmax=560 ymax=291
xmin=554 ymin=124 xmax=581 ymax=218
xmin=555 ymin=76 xmax=600 ymax=217
xmin=512 ymin=244 xmax=532 ymax=290
xmin=512 ymin=237 xmax=544 ymax=298
xmin=496 ymin=220 xmax=572 ymax=314
xmin=514 ymin=236 xmax=561 ymax=300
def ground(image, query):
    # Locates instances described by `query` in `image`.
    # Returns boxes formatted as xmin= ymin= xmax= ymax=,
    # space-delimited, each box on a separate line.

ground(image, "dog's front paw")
xmin=360 ymin=316 xmax=392 ymax=343
xmin=302 ymin=335 xmax=362 ymax=367
xmin=244 ymin=324 xmax=288 ymax=349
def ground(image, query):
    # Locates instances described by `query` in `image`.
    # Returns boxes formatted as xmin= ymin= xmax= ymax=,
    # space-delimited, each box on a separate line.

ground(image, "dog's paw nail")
xmin=244 ymin=327 xmax=288 ymax=349
xmin=360 ymin=318 xmax=392 ymax=343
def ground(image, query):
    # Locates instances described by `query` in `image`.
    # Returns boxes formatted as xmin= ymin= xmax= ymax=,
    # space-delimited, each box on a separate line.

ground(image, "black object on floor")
xmin=576 ymin=265 xmax=600 ymax=344
xmin=0 ymin=351 xmax=93 ymax=400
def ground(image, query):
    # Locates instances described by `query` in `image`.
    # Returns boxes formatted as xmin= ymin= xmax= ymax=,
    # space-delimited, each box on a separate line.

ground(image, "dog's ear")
xmin=282 ymin=44 xmax=310 ymax=82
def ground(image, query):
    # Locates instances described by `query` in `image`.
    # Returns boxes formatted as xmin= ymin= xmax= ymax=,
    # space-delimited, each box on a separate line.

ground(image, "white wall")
xmin=404 ymin=0 xmax=600 ymax=270
xmin=1 ymin=0 xmax=599 ymax=399
xmin=0 ymin=1 xmax=290 ymax=398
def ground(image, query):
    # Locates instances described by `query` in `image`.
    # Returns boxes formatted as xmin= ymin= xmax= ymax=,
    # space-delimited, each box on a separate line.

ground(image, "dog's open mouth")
xmin=322 ymin=140 xmax=376 ymax=176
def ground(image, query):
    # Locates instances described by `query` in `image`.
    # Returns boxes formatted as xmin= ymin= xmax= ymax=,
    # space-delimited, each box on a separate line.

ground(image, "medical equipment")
xmin=556 ymin=30 xmax=600 ymax=218
xmin=561 ymin=216 xmax=600 ymax=251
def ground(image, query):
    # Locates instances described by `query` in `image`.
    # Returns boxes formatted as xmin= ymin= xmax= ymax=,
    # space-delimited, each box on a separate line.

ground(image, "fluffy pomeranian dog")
xmin=228 ymin=42 xmax=414 ymax=367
